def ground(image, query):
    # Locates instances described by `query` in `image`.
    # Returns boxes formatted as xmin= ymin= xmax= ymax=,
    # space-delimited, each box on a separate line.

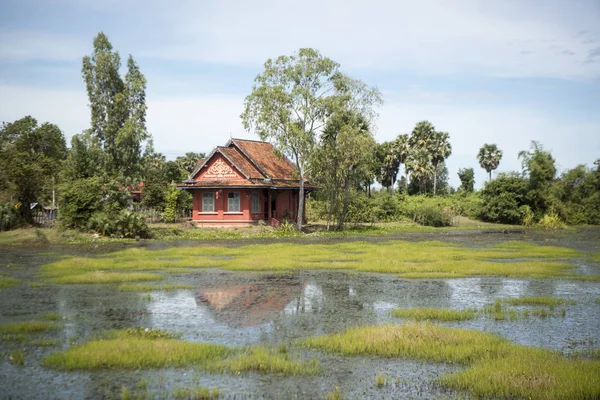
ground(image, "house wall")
xmin=192 ymin=189 xmax=266 ymax=225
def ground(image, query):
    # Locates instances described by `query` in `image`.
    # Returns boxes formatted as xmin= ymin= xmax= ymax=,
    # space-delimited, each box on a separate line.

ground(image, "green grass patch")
xmin=172 ymin=387 xmax=220 ymax=400
xmin=1 ymin=333 xmax=26 ymax=343
xmin=0 ymin=277 xmax=20 ymax=288
xmin=39 ymin=240 xmax=594 ymax=281
xmin=43 ymin=338 xmax=231 ymax=370
xmin=301 ymin=323 xmax=600 ymax=399
xmin=119 ymin=283 xmax=193 ymax=292
xmin=51 ymin=271 xmax=164 ymax=284
xmin=40 ymin=312 xmax=62 ymax=321
xmin=502 ymin=297 xmax=571 ymax=307
xmin=44 ymin=330 xmax=317 ymax=376
xmin=216 ymin=346 xmax=318 ymax=376
xmin=8 ymin=349 xmax=25 ymax=366
xmin=0 ymin=320 xmax=57 ymax=334
xmin=391 ymin=307 xmax=477 ymax=321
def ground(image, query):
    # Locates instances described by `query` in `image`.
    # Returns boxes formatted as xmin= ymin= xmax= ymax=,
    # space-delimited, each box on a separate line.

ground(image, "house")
xmin=178 ymin=138 xmax=314 ymax=226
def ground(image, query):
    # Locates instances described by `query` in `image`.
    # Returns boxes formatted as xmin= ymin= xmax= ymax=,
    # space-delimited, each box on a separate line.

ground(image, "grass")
xmin=50 ymin=271 xmax=164 ymax=284
xmin=43 ymin=338 xmax=231 ymax=370
xmin=119 ymin=283 xmax=193 ymax=292
xmin=39 ymin=239 xmax=594 ymax=281
xmin=300 ymin=323 xmax=600 ymax=400
xmin=0 ymin=277 xmax=20 ymax=288
xmin=172 ymin=387 xmax=220 ymax=399
xmin=391 ymin=307 xmax=477 ymax=321
xmin=0 ymin=320 xmax=57 ymax=334
xmin=502 ymin=296 xmax=571 ymax=307
xmin=9 ymin=349 xmax=25 ymax=366
xmin=44 ymin=329 xmax=317 ymax=376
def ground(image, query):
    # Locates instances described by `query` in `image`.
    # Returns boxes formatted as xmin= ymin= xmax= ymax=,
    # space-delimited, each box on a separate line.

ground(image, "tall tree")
xmin=241 ymin=48 xmax=341 ymax=231
xmin=477 ymin=143 xmax=503 ymax=181
xmin=0 ymin=116 xmax=66 ymax=223
xmin=518 ymin=141 xmax=556 ymax=216
xmin=175 ymin=152 xmax=205 ymax=177
xmin=430 ymin=131 xmax=452 ymax=195
xmin=457 ymin=167 xmax=475 ymax=192
xmin=82 ymin=32 xmax=149 ymax=178
xmin=394 ymin=134 xmax=410 ymax=193
xmin=374 ymin=141 xmax=401 ymax=194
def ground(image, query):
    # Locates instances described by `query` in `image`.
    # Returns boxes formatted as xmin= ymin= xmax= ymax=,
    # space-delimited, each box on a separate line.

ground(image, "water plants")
xmin=172 ymin=387 xmax=219 ymax=399
xmin=119 ymin=283 xmax=193 ymax=292
xmin=300 ymin=323 xmax=600 ymax=399
xmin=391 ymin=307 xmax=477 ymax=321
xmin=0 ymin=321 xmax=57 ymax=334
xmin=39 ymin=239 xmax=594 ymax=281
xmin=0 ymin=277 xmax=20 ymax=288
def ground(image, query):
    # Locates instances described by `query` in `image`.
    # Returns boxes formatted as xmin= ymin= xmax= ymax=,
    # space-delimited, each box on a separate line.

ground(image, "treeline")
xmin=0 ymin=33 xmax=202 ymax=236
xmin=1 ymin=35 xmax=598 ymax=234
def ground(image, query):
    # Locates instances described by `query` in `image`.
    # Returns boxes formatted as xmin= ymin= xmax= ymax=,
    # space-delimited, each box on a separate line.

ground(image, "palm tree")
xmin=477 ymin=144 xmax=503 ymax=181
xmin=406 ymin=148 xmax=434 ymax=194
xmin=394 ymin=134 xmax=410 ymax=192
xmin=430 ymin=132 xmax=452 ymax=195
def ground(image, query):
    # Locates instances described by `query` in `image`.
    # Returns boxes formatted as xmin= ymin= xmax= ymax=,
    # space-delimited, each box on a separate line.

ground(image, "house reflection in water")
xmin=196 ymin=275 xmax=306 ymax=327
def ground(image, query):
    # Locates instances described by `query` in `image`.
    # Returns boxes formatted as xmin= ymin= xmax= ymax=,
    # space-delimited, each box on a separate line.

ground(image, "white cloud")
xmin=2 ymin=1 xmax=599 ymax=80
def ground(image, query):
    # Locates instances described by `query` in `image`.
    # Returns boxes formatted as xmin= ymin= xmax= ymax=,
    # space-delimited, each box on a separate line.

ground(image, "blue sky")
xmin=1 ymin=0 xmax=599 ymax=188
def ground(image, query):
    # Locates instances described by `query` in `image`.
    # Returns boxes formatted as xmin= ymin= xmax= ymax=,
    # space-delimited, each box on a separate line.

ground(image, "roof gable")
xmin=193 ymin=154 xmax=242 ymax=180
xmin=228 ymin=139 xmax=297 ymax=180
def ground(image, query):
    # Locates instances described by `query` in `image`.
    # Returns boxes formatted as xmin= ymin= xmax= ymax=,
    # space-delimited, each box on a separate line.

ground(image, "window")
xmin=227 ymin=192 xmax=240 ymax=212
xmin=251 ymin=192 xmax=260 ymax=213
xmin=202 ymin=192 xmax=215 ymax=212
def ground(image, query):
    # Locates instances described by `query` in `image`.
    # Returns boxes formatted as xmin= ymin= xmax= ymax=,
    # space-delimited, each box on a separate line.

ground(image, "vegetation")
xmin=118 ymin=283 xmax=193 ymax=292
xmin=300 ymin=323 xmax=600 ymax=399
xmin=38 ymin=240 xmax=593 ymax=282
xmin=172 ymin=387 xmax=220 ymax=400
xmin=0 ymin=277 xmax=20 ymax=288
xmin=0 ymin=321 xmax=57 ymax=334
xmin=391 ymin=307 xmax=477 ymax=321
xmin=477 ymin=143 xmax=503 ymax=181
xmin=44 ymin=330 xmax=317 ymax=376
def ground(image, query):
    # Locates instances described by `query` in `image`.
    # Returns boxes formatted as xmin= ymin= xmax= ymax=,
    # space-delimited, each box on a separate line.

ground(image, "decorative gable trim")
xmin=190 ymin=148 xmax=250 ymax=180
xmin=227 ymin=139 xmax=271 ymax=179
xmin=200 ymin=158 xmax=239 ymax=179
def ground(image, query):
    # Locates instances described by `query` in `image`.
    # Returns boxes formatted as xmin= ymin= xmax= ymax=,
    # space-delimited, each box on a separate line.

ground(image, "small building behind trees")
xmin=178 ymin=139 xmax=314 ymax=226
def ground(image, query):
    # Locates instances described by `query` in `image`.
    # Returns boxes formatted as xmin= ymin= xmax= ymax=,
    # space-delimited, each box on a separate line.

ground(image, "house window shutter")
xmin=227 ymin=192 xmax=240 ymax=212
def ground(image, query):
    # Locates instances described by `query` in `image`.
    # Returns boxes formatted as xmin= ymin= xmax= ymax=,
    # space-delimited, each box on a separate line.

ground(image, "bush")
xmin=538 ymin=212 xmax=566 ymax=230
xmin=478 ymin=174 xmax=529 ymax=224
xmin=88 ymin=210 xmax=150 ymax=238
xmin=0 ymin=200 xmax=22 ymax=231
xmin=413 ymin=203 xmax=453 ymax=227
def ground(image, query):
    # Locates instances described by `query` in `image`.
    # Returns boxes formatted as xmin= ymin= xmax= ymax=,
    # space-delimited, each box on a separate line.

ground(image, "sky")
xmin=1 ymin=0 xmax=599 ymax=188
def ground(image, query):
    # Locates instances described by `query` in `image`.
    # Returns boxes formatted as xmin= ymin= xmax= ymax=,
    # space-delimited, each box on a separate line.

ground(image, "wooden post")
xmin=268 ymin=189 xmax=272 ymax=222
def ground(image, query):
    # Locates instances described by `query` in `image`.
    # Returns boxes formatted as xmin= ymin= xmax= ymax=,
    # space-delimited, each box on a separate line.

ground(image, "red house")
xmin=178 ymin=138 xmax=314 ymax=226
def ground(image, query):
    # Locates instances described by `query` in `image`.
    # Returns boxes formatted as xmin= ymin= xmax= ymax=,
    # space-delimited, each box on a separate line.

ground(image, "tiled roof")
xmin=220 ymin=147 xmax=264 ymax=179
xmin=182 ymin=138 xmax=312 ymax=190
xmin=231 ymin=139 xmax=297 ymax=180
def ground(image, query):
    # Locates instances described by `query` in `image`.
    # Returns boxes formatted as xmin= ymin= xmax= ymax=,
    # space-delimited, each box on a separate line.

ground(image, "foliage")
xmin=0 ymin=200 xmax=23 ymax=231
xmin=477 ymin=143 xmax=503 ymax=181
xmin=478 ymin=173 xmax=529 ymax=224
xmin=0 ymin=116 xmax=66 ymax=223
xmin=162 ymin=185 xmax=180 ymax=223
xmin=88 ymin=210 xmax=150 ymax=238
xmin=457 ymin=167 xmax=475 ymax=192
xmin=82 ymin=32 xmax=149 ymax=178
xmin=539 ymin=212 xmax=566 ymax=230
xmin=519 ymin=141 xmax=557 ymax=217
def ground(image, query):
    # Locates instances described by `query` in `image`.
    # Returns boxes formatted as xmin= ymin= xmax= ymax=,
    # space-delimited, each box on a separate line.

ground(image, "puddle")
xmin=1 ymin=229 xmax=599 ymax=398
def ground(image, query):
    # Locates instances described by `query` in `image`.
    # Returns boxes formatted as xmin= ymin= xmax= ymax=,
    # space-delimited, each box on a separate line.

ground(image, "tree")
xmin=430 ymin=131 xmax=452 ymax=195
xmin=175 ymin=152 xmax=205 ymax=177
xmin=407 ymin=121 xmax=438 ymax=194
xmin=477 ymin=144 xmax=503 ymax=181
xmin=518 ymin=141 xmax=556 ymax=216
xmin=479 ymin=173 xmax=529 ymax=224
xmin=457 ymin=168 xmax=475 ymax=193
xmin=406 ymin=147 xmax=433 ymax=195
xmin=0 ymin=116 xmax=66 ymax=223
xmin=394 ymin=134 xmax=410 ymax=193
xmin=82 ymin=32 xmax=149 ymax=179
xmin=241 ymin=48 xmax=343 ymax=231
xmin=374 ymin=141 xmax=401 ymax=194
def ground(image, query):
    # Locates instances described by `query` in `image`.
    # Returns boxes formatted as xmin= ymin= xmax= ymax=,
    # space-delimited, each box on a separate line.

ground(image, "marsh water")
xmin=1 ymin=229 xmax=599 ymax=399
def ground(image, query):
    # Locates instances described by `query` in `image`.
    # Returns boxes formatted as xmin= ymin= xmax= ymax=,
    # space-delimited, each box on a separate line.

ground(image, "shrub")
xmin=88 ymin=210 xmax=149 ymax=238
xmin=413 ymin=203 xmax=453 ymax=227
xmin=539 ymin=212 xmax=566 ymax=230
xmin=0 ymin=200 xmax=22 ymax=231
